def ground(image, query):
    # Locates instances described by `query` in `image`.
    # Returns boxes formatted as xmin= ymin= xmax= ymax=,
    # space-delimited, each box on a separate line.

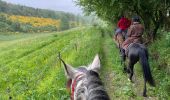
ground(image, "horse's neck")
xmin=74 ymin=70 xmax=109 ymax=100
xmin=73 ymin=76 xmax=87 ymax=100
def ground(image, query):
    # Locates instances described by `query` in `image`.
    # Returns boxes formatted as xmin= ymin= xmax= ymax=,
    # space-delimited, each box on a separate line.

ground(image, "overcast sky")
xmin=3 ymin=0 xmax=83 ymax=15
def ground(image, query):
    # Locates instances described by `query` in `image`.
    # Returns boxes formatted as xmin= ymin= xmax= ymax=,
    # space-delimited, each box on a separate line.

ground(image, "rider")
xmin=115 ymin=16 xmax=131 ymax=40
xmin=122 ymin=16 xmax=144 ymax=55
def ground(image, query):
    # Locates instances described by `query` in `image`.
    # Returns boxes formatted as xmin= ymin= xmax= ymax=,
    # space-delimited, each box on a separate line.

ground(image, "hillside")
xmin=0 ymin=0 xmax=89 ymax=32
xmin=0 ymin=0 xmax=81 ymax=20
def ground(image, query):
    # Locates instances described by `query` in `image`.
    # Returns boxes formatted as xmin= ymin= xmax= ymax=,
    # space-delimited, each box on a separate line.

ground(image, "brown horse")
xmin=113 ymin=32 xmax=125 ymax=48
xmin=113 ymin=32 xmax=127 ymax=65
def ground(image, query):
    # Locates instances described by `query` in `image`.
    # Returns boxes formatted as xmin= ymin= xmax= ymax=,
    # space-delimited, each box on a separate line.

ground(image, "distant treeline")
xmin=0 ymin=0 xmax=89 ymax=32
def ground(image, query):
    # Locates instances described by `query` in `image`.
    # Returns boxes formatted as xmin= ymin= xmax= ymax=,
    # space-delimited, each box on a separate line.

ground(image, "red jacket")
xmin=118 ymin=17 xmax=131 ymax=30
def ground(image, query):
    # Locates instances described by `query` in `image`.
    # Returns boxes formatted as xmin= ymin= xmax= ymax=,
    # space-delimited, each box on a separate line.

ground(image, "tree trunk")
xmin=152 ymin=11 xmax=163 ymax=40
xmin=152 ymin=22 xmax=161 ymax=40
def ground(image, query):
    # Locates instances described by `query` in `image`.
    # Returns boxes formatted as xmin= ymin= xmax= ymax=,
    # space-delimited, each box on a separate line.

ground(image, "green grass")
xmin=0 ymin=27 xmax=169 ymax=99
xmin=100 ymin=31 xmax=170 ymax=100
xmin=0 ymin=27 xmax=102 ymax=99
xmin=100 ymin=32 xmax=142 ymax=100
xmin=149 ymin=32 xmax=170 ymax=99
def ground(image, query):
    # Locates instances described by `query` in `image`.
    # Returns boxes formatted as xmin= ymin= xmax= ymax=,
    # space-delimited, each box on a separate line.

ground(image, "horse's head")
xmin=60 ymin=54 xmax=101 ymax=100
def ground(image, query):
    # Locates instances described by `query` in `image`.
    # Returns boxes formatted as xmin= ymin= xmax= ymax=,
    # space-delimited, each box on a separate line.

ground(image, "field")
xmin=0 ymin=27 xmax=169 ymax=99
xmin=0 ymin=27 xmax=103 ymax=99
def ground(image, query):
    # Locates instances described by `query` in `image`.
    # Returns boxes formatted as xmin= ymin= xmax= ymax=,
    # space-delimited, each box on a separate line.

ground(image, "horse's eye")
xmin=81 ymin=90 xmax=84 ymax=93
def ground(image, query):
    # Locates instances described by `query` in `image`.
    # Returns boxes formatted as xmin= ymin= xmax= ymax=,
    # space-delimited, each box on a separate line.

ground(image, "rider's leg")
xmin=116 ymin=28 xmax=122 ymax=34
xmin=122 ymin=29 xmax=128 ymax=40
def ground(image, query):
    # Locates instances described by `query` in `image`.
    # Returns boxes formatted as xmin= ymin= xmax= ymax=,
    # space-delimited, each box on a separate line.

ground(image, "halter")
xmin=71 ymin=74 xmax=84 ymax=100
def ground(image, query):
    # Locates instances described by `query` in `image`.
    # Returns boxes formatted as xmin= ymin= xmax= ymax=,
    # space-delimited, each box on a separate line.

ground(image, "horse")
xmin=59 ymin=54 xmax=110 ymax=100
xmin=113 ymin=31 xmax=127 ymax=65
xmin=120 ymin=43 xmax=155 ymax=97
xmin=113 ymin=31 xmax=125 ymax=48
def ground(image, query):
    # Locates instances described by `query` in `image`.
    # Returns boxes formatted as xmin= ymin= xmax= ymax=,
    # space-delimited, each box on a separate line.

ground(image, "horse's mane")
xmin=86 ymin=70 xmax=110 ymax=100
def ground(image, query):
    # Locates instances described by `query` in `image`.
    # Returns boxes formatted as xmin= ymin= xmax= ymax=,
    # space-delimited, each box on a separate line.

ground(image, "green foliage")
xmin=0 ymin=0 xmax=78 ymax=21
xmin=0 ymin=26 xmax=170 ymax=99
xmin=149 ymin=32 xmax=170 ymax=99
xmin=0 ymin=22 xmax=12 ymax=32
xmin=100 ymin=29 xmax=170 ymax=99
xmin=0 ymin=13 xmax=78 ymax=33
xmin=76 ymin=0 xmax=170 ymax=39
xmin=60 ymin=16 xmax=70 ymax=30
xmin=0 ymin=0 xmax=90 ymax=32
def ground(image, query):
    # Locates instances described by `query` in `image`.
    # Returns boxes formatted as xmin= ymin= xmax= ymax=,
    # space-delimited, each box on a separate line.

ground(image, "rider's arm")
xmin=127 ymin=25 xmax=133 ymax=37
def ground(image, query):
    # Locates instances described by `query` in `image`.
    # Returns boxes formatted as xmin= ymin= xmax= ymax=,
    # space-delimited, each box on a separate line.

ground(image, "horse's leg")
xmin=127 ymin=54 xmax=138 ymax=82
xmin=127 ymin=60 xmax=135 ymax=82
xmin=145 ymin=48 xmax=149 ymax=60
xmin=116 ymin=33 xmax=127 ymax=72
xmin=143 ymin=79 xmax=147 ymax=97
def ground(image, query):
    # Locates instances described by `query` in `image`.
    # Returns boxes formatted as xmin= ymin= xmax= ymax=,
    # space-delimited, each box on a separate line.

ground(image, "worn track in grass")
xmin=0 ymin=28 xmax=168 ymax=99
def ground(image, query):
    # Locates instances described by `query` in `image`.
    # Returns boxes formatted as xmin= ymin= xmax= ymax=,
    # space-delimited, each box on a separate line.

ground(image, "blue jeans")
xmin=115 ymin=28 xmax=128 ymax=40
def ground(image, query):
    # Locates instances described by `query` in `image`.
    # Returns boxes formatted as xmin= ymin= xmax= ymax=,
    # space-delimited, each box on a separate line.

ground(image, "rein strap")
xmin=71 ymin=74 xmax=83 ymax=100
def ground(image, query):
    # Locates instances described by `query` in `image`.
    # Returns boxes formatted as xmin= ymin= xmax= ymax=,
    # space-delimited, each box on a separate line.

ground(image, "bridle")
xmin=70 ymin=74 xmax=84 ymax=100
xmin=58 ymin=53 xmax=87 ymax=100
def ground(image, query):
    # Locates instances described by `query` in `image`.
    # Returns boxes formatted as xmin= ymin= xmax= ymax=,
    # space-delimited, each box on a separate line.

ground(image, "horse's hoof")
xmin=126 ymin=69 xmax=130 ymax=73
xmin=123 ymin=67 xmax=127 ymax=73
xmin=143 ymin=93 xmax=147 ymax=97
xmin=128 ymin=78 xmax=134 ymax=83
xmin=130 ymin=79 xmax=134 ymax=83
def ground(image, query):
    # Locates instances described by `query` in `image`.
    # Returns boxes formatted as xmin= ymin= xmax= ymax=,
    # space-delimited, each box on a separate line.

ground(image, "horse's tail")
xmin=139 ymin=49 xmax=155 ymax=86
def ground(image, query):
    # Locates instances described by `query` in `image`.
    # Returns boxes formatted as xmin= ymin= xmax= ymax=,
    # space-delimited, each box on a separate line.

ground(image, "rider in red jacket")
xmin=118 ymin=16 xmax=131 ymax=31
xmin=115 ymin=16 xmax=131 ymax=39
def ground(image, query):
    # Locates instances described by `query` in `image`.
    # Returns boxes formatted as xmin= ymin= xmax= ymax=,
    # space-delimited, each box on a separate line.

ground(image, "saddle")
xmin=124 ymin=38 xmax=143 ymax=56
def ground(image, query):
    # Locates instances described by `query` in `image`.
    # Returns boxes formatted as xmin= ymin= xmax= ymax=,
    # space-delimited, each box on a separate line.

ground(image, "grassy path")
xmin=100 ymin=32 xmax=159 ymax=100
xmin=100 ymin=32 xmax=135 ymax=99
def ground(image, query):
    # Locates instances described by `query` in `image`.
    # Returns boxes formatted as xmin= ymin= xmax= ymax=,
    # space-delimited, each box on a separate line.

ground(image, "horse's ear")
xmin=60 ymin=59 xmax=76 ymax=79
xmin=88 ymin=54 xmax=101 ymax=73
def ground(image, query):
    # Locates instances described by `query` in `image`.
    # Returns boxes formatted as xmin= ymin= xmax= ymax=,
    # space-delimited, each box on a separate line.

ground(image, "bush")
xmin=0 ymin=21 xmax=12 ymax=32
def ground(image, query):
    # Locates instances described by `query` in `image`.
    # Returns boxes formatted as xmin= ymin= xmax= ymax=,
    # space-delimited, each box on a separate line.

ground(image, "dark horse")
xmin=120 ymin=43 xmax=155 ymax=97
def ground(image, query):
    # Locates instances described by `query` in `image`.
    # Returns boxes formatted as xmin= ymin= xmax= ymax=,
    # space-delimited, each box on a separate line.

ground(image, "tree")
xmin=0 ymin=0 xmax=89 ymax=32
xmin=76 ymin=0 xmax=170 ymax=40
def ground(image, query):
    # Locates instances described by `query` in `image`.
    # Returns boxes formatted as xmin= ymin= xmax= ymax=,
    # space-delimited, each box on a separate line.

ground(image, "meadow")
xmin=0 ymin=27 xmax=103 ymax=99
xmin=0 ymin=27 xmax=169 ymax=99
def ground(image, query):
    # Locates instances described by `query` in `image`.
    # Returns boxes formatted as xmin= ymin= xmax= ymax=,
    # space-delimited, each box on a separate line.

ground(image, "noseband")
xmin=71 ymin=74 xmax=84 ymax=100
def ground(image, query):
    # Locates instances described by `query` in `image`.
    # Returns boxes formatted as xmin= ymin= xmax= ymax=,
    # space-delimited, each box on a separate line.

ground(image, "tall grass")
xmin=0 ymin=27 xmax=102 ymax=99
xmin=0 ymin=27 xmax=169 ymax=99
xmin=149 ymin=32 xmax=170 ymax=99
